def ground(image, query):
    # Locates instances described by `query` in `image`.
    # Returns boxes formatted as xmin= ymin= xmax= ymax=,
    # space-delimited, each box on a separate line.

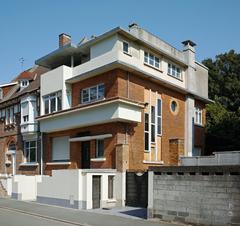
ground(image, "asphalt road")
xmin=0 ymin=198 xmax=182 ymax=226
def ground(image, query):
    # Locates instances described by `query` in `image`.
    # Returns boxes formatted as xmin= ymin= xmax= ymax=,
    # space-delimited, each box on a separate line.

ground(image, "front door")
xmin=81 ymin=141 xmax=90 ymax=169
xmin=92 ymin=176 xmax=101 ymax=209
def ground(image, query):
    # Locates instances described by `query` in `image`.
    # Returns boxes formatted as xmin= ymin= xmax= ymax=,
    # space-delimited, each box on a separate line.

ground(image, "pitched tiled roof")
xmin=0 ymin=66 xmax=48 ymax=105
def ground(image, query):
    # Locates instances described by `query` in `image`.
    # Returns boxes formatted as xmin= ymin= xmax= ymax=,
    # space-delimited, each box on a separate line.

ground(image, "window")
xmin=123 ymin=41 xmax=129 ymax=54
xmin=5 ymin=107 xmax=14 ymax=125
xmin=52 ymin=136 xmax=70 ymax=161
xmin=81 ymin=84 xmax=105 ymax=104
xmin=24 ymin=141 xmax=37 ymax=162
xmin=168 ymin=63 xmax=182 ymax=80
xmin=144 ymin=52 xmax=160 ymax=69
xmin=96 ymin=139 xmax=104 ymax=158
xmin=43 ymin=91 xmax=62 ymax=114
xmin=108 ymin=176 xmax=114 ymax=199
xmin=171 ymin=101 xmax=177 ymax=112
xmin=23 ymin=115 xmax=29 ymax=122
xmin=21 ymin=102 xmax=29 ymax=123
xmin=20 ymin=80 xmax=29 ymax=88
xmin=157 ymin=99 xmax=162 ymax=135
xmin=144 ymin=113 xmax=149 ymax=151
xmin=151 ymin=106 xmax=155 ymax=142
xmin=195 ymin=107 xmax=203 ymax=125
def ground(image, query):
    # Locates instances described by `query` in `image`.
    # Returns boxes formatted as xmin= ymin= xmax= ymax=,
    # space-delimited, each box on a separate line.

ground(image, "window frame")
xmin=144 ymin=113 xmax=150 ymax=151
xmin=151 ymin=106 xmax=156 ymax=143
xmin=122 ymin=41 xmax=130 ymax=55
xmin=167 ymin=63 xmax=182 ymax=80
xmin=43 ymin=91 xmax=62 ymax=115
xmin=96 ymin=139 xmax=104 ymax=158
xmin=194 ymin=107 xmax=203 ymax=125
xmin=81 ymin=83 xmax=105 ymax=104
xmin=24 ymin=140 xmax=37 ymax=163
xmin=144 ymin=51 xmax=161 ymax=70
xmin=157 ymin=99 xmax=162 ymax=136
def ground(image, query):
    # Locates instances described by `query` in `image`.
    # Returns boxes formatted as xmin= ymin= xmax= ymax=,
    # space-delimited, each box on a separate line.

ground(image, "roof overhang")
xmin=66 ymin=60 xmax=212 ymax=104
xmin=35 ymin=43 xmax=84 ymax=68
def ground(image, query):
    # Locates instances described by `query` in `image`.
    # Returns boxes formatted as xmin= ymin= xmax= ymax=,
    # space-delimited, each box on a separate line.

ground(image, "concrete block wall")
xmin=148 ymin=166 xmax=240 ymax=226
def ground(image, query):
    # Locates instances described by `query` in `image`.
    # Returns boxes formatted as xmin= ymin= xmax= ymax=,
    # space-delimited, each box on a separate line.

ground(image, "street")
xmin=0 ymin=198 xmax=181 ymax=226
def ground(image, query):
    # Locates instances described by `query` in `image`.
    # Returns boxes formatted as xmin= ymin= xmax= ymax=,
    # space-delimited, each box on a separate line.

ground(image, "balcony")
xmin=38 ymin=98 xmax=143 ymax=133
xmin=20 ymin=122 xmax=38 ymax=134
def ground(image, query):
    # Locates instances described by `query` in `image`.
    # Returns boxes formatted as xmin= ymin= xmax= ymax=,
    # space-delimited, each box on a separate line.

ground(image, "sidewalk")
xmin=0 ymin=198 xmax=182 ymax=226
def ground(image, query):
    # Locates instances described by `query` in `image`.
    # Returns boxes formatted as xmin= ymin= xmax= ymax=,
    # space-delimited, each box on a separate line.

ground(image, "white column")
xmin=185 ymin=96 xmax=195 ymax=156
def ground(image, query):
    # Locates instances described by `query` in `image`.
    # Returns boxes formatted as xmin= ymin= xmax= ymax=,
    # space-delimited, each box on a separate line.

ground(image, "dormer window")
xmin=20 ymin=80 xmax=29 ymax=89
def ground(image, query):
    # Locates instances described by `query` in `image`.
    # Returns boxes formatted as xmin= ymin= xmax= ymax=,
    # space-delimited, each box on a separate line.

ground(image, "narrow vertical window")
xmin=144 ymin=113 xmax=149 ymax=151
xmin=151 ymin=106 xmax=155 ymax=142
xmin=96 ymin=139 xmax=104 ymax=158
xmin=157 ymin=99 xmax=162 ymax=135
xmin=108 ymin=176 xmax=114 ymax=199
xmin=123 ymin=41 xmax=129 ymax=54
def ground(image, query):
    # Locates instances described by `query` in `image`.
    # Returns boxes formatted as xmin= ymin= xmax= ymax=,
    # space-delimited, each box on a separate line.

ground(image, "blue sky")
xmin=0 ymin=0 xmax=239 ymax=84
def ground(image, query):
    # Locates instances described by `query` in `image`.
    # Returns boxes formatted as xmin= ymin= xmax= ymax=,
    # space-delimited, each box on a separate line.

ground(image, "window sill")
xmin=123 ymin=51 xmax=132 ymax=57
xmin=143 ymin=160 xmax=164 ymax=165
xmin=46 ymin=161 xmax=71 ymax=166
xmin=20 ymin=162 xmax=39 ymax=167
xmin=194 ymin=123 xmax=204 ymax=128
xmin=144 ymin=63 xmax=163 ymax=73
xmin=167 ymin=73 xmax=183 ymax=82
xmin=90 ymin=158 xmax=106 ymax=162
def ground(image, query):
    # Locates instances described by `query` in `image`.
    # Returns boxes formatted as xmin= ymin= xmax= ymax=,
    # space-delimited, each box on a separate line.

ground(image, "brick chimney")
xmin=59 ymin=33 xmax=71 ymax=48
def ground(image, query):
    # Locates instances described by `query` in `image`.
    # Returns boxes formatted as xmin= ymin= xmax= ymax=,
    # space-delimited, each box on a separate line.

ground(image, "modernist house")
xmin=0 ymin=24 xmax=209 ymax=209
xmin=33 ymin=24 xmax=209 ymax=209
xmin=0 ymin=66 xmax=48 ymax=179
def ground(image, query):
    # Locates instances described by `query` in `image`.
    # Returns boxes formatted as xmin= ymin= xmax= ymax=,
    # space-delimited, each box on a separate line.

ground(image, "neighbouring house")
xmin=27 ymin=23 xmax=210 ymax=209
xmin=0 ymin=66 xmax=48 ymax=180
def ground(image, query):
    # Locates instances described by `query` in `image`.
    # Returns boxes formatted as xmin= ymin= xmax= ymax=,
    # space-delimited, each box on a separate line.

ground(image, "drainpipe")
xmin=40 ymin=134 xmax=43 ymax=175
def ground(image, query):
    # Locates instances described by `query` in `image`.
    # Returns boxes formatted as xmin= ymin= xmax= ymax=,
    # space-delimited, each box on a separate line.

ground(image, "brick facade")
xmin=44 ymin=68 xmax=204 ymax=173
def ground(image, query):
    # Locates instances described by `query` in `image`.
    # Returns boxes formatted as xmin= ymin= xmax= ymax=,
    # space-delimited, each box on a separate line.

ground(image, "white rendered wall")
xmin=40 ymin=65 xmax=73 ymax=115
xmin=40 ymin=101 xmax=142 ymax=132
xmin=12 ymin=175 xmax=42 ymax=200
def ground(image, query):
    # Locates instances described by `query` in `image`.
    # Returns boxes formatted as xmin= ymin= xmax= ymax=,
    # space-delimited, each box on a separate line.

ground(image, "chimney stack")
xmin=59 ymin=33 xmax=71 ymax=48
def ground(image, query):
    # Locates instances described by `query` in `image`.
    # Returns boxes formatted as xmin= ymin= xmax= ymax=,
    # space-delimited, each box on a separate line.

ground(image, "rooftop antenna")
xmin=19 ymin=57 xmax=25 ymax=71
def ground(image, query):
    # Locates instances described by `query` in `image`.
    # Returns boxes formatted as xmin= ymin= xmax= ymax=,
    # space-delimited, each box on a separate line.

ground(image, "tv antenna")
xmin=19 ymin=57 xmax=25 ymax=71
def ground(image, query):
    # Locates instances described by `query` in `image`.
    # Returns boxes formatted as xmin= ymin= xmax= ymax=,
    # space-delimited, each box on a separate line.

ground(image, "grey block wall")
xmin=148 ymin=166 xmax=240 ymax=226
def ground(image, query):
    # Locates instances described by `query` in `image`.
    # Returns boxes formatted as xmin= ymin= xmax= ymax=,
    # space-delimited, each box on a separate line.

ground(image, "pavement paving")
xmin=0 ymin=198 xmax=183 ymax=226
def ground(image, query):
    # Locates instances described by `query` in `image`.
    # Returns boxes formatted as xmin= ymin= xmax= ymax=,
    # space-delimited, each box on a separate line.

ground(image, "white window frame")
xmin=81 ymin=84 xmax=105 ymax=104
xmin=24 ymin=140 xmax=37 ymax=163
xmin=43 ymin=91 xmax=62 ymax=114
xmin=122 ymin=41 xmax=131 ymax=55
xmin=168 ymin=63 xmax=182 ymax=80
xmin=144 ymin=113 xmax=150 ymax=152
xmin=194 ymin=107 xmax=203 ymax=125
xmin=157 ymin=99 xmax=162 ymax=136
xmin=144 ymin=51 xmax=160 ymax=69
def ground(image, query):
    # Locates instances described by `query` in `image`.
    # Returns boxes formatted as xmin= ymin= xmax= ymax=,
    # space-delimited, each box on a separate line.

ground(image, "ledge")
xmin=91 ymin=158 xmax=106 ymax=162
xmin=143 ymin=160 xmax=164 ymax=165
xmin=106 ymin=199 xmax=117 ymax=203
xmin=19 ymin=162 xmax=39 ymax=167
xmin=46 ymin=161 xmax=71 ymax=166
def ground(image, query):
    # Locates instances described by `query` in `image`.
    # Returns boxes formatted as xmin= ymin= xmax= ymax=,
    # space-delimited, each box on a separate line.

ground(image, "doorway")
xmin=92 ymin=176 xmax=101 ymax=209
xmin=81 ymin=141 xmax=90 ymax=169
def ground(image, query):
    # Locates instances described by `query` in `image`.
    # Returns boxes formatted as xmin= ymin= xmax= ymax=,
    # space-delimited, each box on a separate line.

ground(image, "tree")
xmin=202 ymin=50 xmax=240 ymax=154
